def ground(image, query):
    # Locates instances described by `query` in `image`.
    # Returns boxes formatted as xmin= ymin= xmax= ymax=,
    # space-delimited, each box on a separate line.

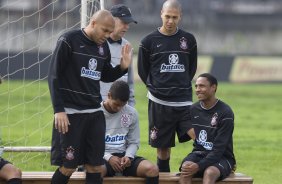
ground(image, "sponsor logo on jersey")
xmin=121 ymin=114 xmax=131 ymax=127
xmin=98 ymin=46 xmax=104 ymax=55
xmin=196 ymin=130 xmax=213 ymax=150
xmin=150 ymin=127 xmax=158 ymax=140
xmin=105 ymin=134 xmax=127 ymax=147
xmin=81 ymin=58 xmax=101 ymax=80
xmin=211 ymin=113 xmax=218 ymax=127
xmin=160 ymin=54 xmax=185 ymax=73
xmin=180 ymin=37 xmax=188 ymax=50
xmin=65 ymin=146 xmax=75 ymax=160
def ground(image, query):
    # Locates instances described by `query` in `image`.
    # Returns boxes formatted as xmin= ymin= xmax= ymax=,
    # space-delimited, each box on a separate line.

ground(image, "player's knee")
xmin=60 ymin=167 xmax=76 ymax=176
xmin=13 ymin=167 xmax=22 ymax=178
xmin=85 ymin=164 xmax=103 ymax=173
xmin=203 ymin=166 xmax=220 ymax=180
xmin=181 ymin=161 xmax=194 ymax=170
xmin=145 ymin=163 xmax=159 ymax=177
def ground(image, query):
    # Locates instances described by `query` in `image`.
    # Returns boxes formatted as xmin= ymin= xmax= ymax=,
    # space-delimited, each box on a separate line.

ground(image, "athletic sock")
xmin=51 ymin=168 xmax=70 ymax=184
xmin=146 ymin=176 xmax=159 ymax=184
xmin=85 ymin=172 xmax=103 ymax=184
xmin=157 ymin=157 xmax=170 ymax=172
xmin=7 ymin=178 xmax=22 ymax=184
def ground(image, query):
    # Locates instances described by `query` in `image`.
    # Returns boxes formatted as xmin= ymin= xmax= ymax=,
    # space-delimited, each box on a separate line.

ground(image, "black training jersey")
xmin=191 ymin=100 xmax=236 ymax=171
xmin=138 ymin=28 xmax=197 ymax=102
xmin=48 ymin=29 xmax=126 ymax=113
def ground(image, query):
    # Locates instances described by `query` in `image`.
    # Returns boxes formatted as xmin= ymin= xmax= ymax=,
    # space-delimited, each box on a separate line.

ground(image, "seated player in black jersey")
xmin=179 ymin=73 xmax=236 ymax=184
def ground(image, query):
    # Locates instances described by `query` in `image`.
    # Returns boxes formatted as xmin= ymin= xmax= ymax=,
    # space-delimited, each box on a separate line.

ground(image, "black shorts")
xmin=105 ymin=152 xmax=145 ymax=177
xmin=0 ymin=157 xmax=11 ymax=170
xmin=148 ymin=100 xmax=192 ymax=148
xmin=51 ymin=111 xmax=106 ymax=169
xmin=180 ymin=151 xmax=235 ymax=181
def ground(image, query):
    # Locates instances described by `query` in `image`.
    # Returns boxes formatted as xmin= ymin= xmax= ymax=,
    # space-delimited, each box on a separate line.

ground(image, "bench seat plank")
xmin=0 ymin=171 xmax=253 ymax=184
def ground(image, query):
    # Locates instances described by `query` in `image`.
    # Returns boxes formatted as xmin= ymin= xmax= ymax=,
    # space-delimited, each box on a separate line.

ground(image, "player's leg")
xmin=179 ymin=152 xmax=204 ymax=184
xmin=84 ymin=111 xmax=106 ymax=184
xmin=51 ymin=114 xmax=86 ymax=184
xmin=202 ymin=166 xmax=220 ymax=184
xmin=203 ymin=158 xmax=234 ymax=184
xmin=136 ymin=159 xmax=159 ymax=184
xmin=148 ymin=100 xmax=176 ymax=172
xmin=176 ymin=105 xmax=195 ymax=142
xmin=123 ymin=156 xmax=159 ymax=184
xmin=0 ymin=159 xmax=22 ymax=184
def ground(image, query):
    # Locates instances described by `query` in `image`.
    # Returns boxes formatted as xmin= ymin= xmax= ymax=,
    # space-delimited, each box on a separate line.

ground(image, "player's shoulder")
xmin=123 ymin=104 xmax=138 ymax=115
xmin=217 ymin=100 xmax=234 ymax=116
xmin=178 ymin=29 xmax=197 ymax=42
xmin=141 ymin=29 xmax=160 ymax=42
xmin=61 ymin=29 xmax=81 ymax=38
xmin=57 ymin=29 xmax=80 ymax=43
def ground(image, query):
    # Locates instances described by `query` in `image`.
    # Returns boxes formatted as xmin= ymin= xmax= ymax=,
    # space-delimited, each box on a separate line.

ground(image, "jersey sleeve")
xmin=100 ymin=52 xmax=128 ymax=82
xmin=48 ymin=36 xmax=71 ymax=113
xmin=127 ymin=61 xmax=135 ymax=107
xmin=125 ymin=110 xmax=140 ymax=158
xmin=197 ymin=110 xmax=234 ymax=171
xmin=189 ymin=35 xmax=197 ymax=80
xmin=137 ymin=38 xmax=151 ymax=85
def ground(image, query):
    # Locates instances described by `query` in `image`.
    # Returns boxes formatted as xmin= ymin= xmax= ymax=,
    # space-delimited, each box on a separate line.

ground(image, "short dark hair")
xmin=109 ymin=80 xmax=130 ymax=102
xmin=198 ymin=73 xmax=218 ymax=86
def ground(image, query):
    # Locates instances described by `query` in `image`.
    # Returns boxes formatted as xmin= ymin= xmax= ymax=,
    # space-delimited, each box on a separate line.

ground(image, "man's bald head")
xmin=90 ymin=9 xmax=115 ymax=25
xmin=85 ymin=9 xmax=115 ymax=44
xmin=162 ymin=0 xmax=182 ymax=12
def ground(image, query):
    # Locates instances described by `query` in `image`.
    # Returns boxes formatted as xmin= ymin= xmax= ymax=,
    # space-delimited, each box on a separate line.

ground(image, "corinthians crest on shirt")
xmin=81 ymin=58 xmax=101 ymax=80
xmin=65 ymin=146 xmax=75 ymax=160
xmin=180 ymin=37 xmax=188 ymax=50
xmin=211 ymin=113 xmax=218 ymax=127
xmin=98 ymin=45 xmax=104 ymax=55
xmin=121 ymin=113 xmax=131 ymax=127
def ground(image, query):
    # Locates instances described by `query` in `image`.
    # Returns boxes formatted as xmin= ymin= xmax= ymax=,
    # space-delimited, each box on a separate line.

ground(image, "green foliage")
xmin=1 ymin=81 xmax=282 ymax=184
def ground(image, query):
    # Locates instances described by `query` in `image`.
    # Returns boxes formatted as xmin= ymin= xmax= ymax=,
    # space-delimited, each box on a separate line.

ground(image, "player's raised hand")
xmin=120 ymin=43 xmax=133 ymax=71
xmin=54 ymin=112 xmax=70 ymax=134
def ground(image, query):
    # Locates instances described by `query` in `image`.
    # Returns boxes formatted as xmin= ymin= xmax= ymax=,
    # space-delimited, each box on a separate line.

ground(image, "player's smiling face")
xmin=160 ymin=7 xmax=181 ymax=35
xmin=195 ymin=77 xmax=216 ymax=102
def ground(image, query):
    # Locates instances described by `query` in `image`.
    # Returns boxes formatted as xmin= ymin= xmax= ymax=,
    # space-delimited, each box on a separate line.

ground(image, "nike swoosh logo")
xmin=194 ymin=116 xmax=199 ymax=118
xmin=157 ymin=44 xmax=162 ymax=47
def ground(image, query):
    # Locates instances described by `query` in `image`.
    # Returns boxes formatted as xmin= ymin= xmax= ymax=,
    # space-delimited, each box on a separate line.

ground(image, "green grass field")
xmin=1 ymin=80 xmax=282 ymax=184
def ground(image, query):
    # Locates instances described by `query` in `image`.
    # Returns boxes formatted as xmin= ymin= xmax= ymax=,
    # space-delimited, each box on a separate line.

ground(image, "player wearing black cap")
xmin=100 ymin=4 xmax=137 ymax=107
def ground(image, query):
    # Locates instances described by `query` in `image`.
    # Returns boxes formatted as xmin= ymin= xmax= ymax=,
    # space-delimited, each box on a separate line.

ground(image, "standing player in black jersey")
xmin=137 ymin=0 xmax=197 ymax=172
xmin=179 ymin=73 xmax=236 ymax=184
xmin=48 ymin=10 xmax=132 ymax=184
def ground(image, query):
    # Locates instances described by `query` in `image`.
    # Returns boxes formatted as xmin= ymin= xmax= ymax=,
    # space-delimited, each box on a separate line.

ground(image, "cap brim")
xmin=119 ymin=17 xmax=137 ymax=24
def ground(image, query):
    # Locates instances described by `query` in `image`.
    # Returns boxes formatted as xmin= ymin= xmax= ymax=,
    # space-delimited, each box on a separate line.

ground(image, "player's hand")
xmin=181 ymin=162 xmax=199 ymax=176
xmin=109 ymin=156 xmax=123 ymax=173
xmin=121 ymin=156 xmax=132 ymax=169
xmin=120 ymin=43 xmax=133 ymax=71
xmin=54 ymin=112 xmax=70 ymax=134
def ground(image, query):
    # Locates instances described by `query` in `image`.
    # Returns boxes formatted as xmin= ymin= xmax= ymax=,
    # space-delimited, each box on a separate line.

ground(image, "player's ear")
xmin=107 ymin=92 xmax=112 ymax=100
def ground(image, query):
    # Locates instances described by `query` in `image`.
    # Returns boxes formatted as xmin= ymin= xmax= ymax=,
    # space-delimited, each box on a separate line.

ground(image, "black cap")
xmin=110 ymin=4 xmax=137 ymax=24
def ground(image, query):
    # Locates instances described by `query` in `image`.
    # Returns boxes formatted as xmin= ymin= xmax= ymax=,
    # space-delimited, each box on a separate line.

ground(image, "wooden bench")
xmin=0 ymin=171 xmax=253 ymax=184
